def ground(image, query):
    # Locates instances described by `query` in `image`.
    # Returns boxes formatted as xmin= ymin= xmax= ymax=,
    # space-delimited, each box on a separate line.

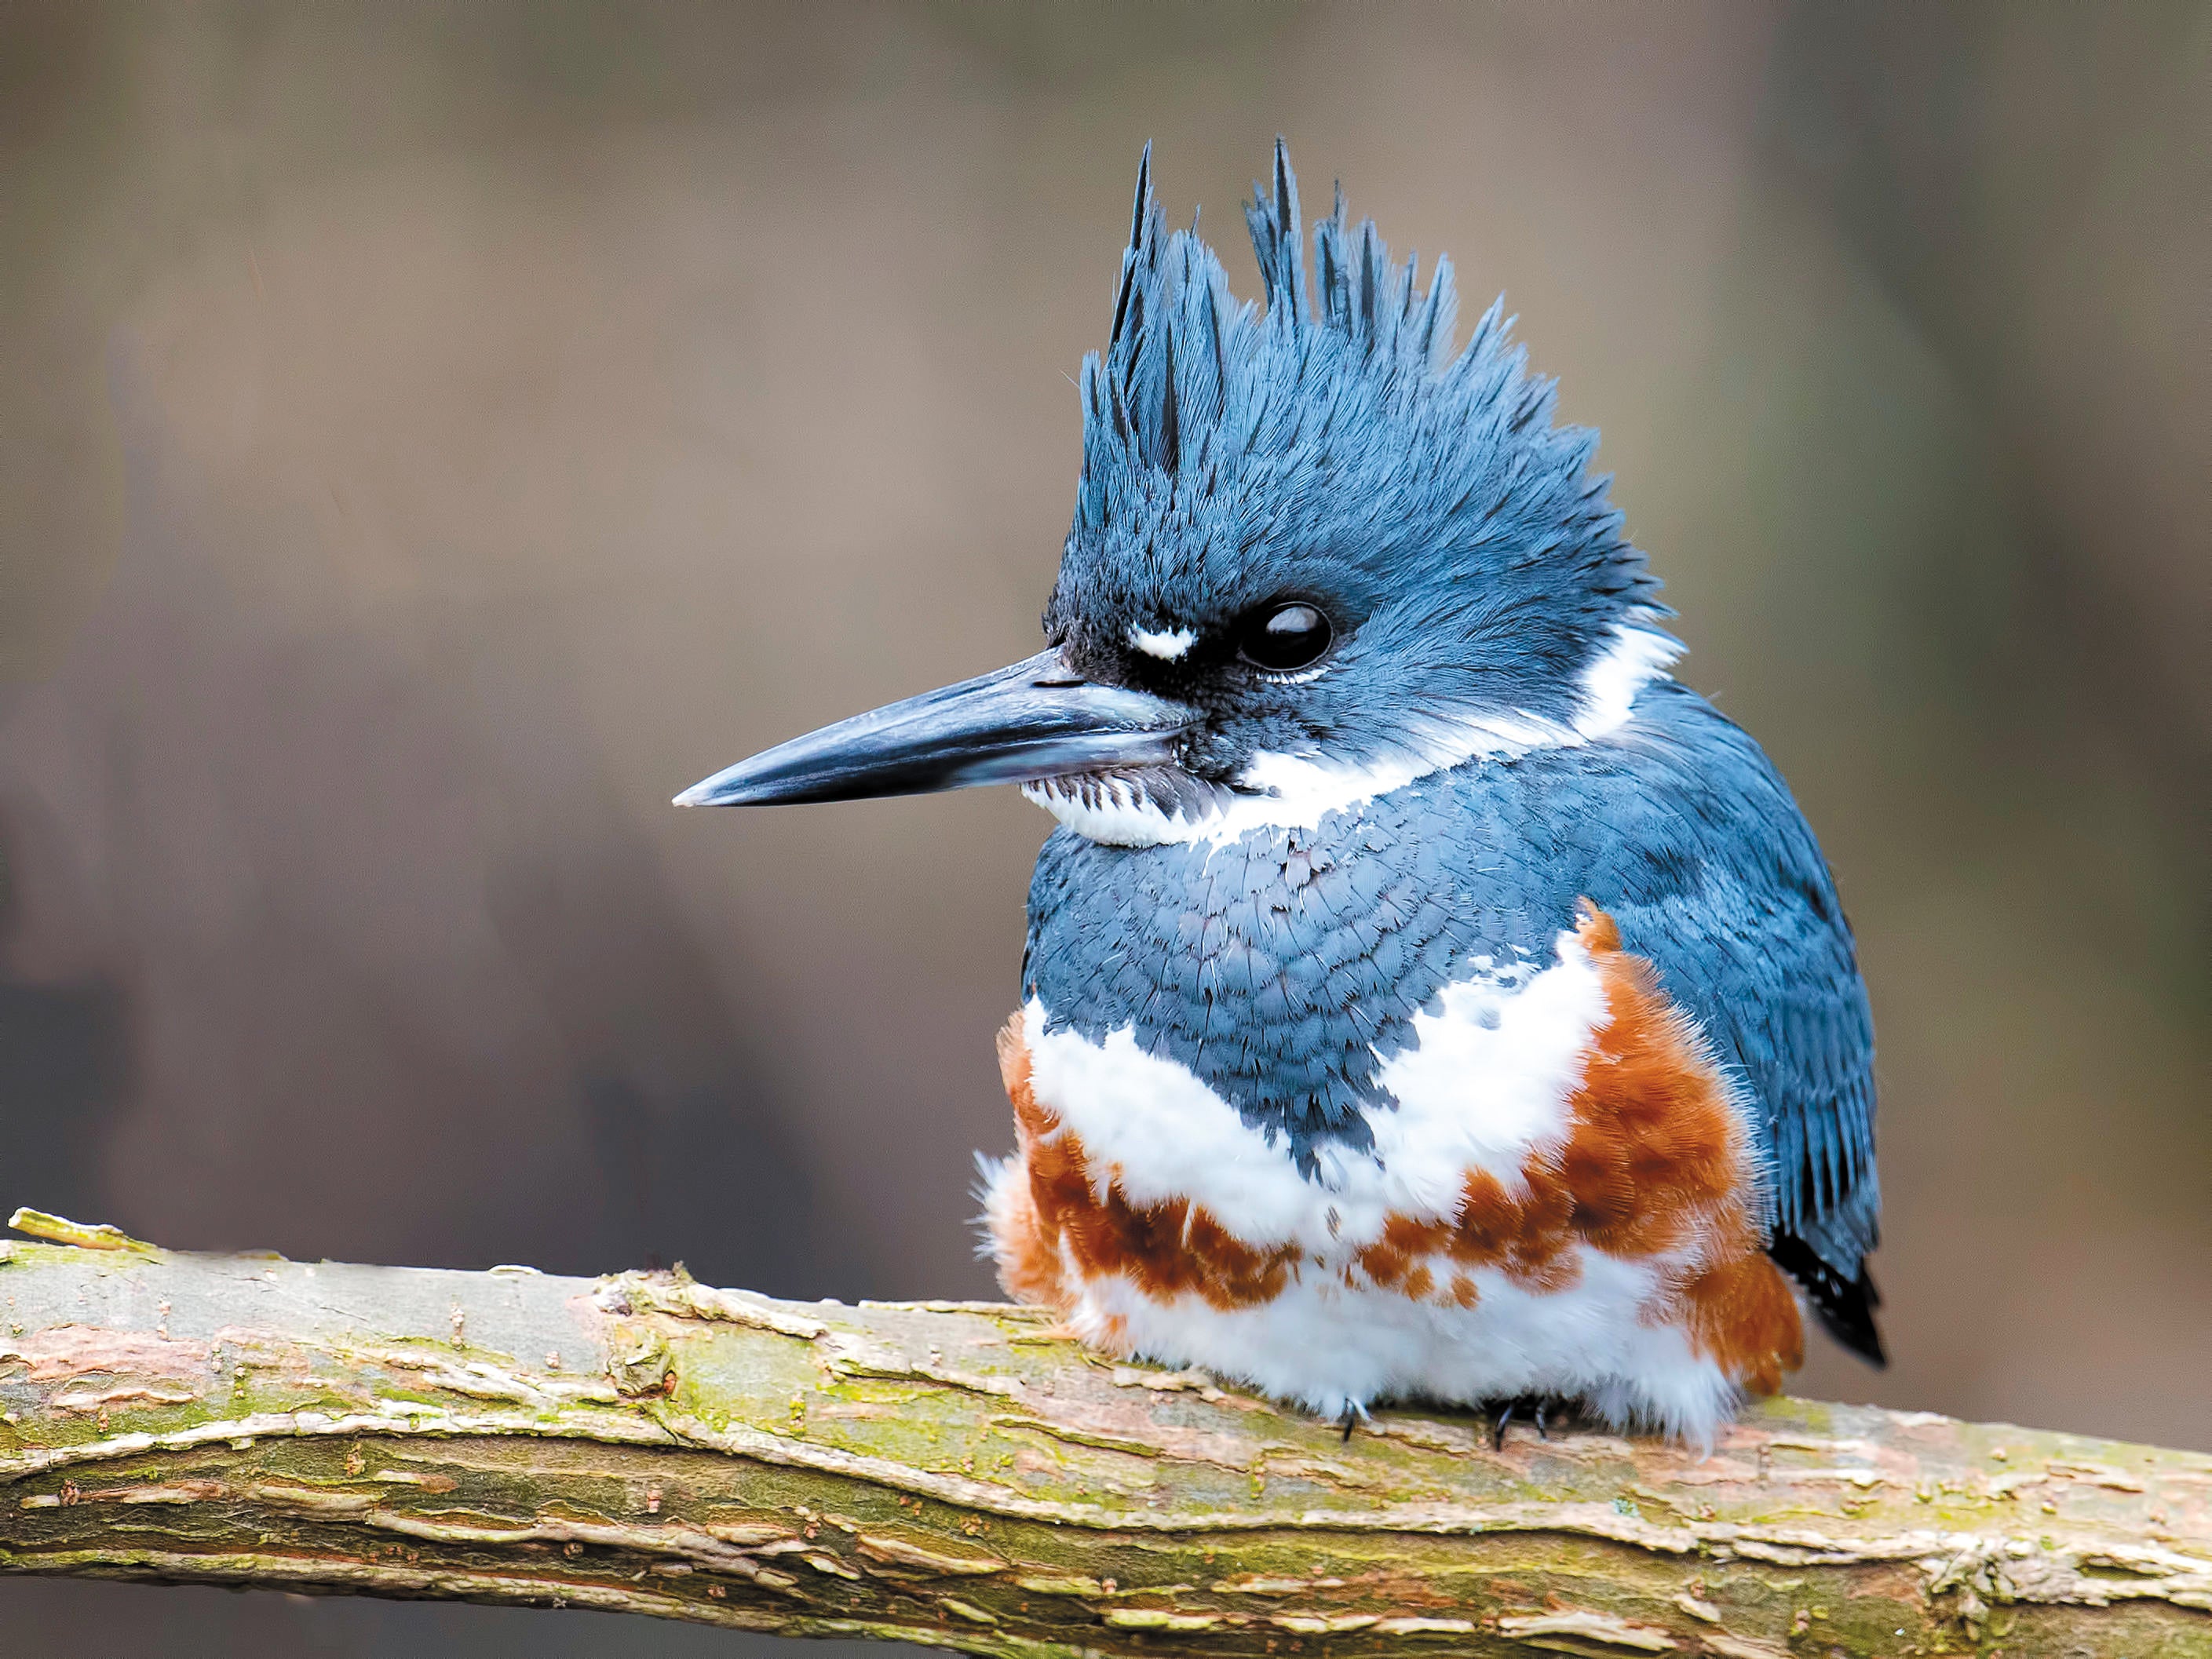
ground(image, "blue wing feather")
xmin=1595 ymin=686 xmax=1884 ymax=1359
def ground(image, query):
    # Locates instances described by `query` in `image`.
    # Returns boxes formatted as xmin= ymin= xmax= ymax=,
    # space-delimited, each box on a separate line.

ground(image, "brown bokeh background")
xmin=2 ymin=4 xmax=2204 ymax=1653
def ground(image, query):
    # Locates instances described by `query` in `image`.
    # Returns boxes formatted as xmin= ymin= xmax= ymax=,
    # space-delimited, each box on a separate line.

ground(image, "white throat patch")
xmin=1025 ymin=623 xmax=1680 ymax=848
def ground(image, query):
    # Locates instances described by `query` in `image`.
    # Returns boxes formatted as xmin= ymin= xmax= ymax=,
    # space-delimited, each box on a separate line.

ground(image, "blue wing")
xmin=1593 ymin=687 xmax=1884 ymax=1362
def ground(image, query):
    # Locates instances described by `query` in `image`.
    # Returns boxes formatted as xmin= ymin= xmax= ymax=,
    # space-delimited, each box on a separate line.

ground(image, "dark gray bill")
xmin=674 ymin=650 xmax=1197 ymax=808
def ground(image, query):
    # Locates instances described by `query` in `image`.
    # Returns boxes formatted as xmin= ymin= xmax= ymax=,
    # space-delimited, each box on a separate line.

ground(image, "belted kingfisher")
xmin=679 ymin=142 xmax=1882 ymax=1444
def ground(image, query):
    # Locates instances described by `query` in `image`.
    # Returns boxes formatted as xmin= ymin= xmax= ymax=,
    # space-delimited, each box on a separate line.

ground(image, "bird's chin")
xmin=1019 ymin=767 xmax=1235 ymax=848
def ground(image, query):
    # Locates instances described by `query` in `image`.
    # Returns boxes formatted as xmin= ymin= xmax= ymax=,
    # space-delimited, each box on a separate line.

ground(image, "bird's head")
xmin=679 ymin=141 xmax=1675 ymax=845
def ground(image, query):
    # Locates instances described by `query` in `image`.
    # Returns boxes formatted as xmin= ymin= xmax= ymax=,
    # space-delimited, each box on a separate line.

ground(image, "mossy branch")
xmin=0 ymin=1214 xmax=2204 ymax=1656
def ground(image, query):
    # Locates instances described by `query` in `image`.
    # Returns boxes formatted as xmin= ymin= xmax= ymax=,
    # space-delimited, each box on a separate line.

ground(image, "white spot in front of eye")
xmin=1128 ymin=625 xmax=1197 ymax=661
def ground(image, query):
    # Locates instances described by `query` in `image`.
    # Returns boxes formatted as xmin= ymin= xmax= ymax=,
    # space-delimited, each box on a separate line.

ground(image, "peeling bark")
xmin=0 ymin=1219 xmax=2204 ymax=1656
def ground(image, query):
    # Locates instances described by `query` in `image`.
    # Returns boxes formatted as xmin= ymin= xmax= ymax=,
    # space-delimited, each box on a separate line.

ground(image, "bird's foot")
xmin=1484 ymin=1393 xmax=1585 ymax=1451
xmin=1337 ymin=1400 xmax=1374 ymax=1442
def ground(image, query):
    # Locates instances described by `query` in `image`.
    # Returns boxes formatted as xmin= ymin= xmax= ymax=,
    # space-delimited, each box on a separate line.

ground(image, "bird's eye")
xmin=1237 ymin=602 xmax=1334 ymax=673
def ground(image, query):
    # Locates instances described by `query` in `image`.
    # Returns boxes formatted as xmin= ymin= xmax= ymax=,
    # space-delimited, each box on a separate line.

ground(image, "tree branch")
xmin=0 ymin=1216 xmax=2204 ymax=1656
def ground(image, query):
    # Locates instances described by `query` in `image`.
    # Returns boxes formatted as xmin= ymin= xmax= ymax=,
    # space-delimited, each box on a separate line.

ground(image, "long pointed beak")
xmin=675 ymin=650 xmax=1198 ymax=808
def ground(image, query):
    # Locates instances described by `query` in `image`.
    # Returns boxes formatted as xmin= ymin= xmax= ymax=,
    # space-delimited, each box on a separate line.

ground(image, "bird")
xmin=677 ymin=140 xmax=1882 ymax=1447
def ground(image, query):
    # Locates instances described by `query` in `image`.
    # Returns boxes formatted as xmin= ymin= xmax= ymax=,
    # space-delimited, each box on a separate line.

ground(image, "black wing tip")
xmin=1769 ymin=1234 xmax=1887 ymax=1369
xmin=1819 ymin=1285 xmax=1889 ymax=1369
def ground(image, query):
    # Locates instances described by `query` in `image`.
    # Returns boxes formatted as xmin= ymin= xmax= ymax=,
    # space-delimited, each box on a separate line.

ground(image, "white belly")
xmin=1060 ymin=1247 xmax=1732 ymax=1441
xmin=982 ymin=917 xmax=1766 ymax=1446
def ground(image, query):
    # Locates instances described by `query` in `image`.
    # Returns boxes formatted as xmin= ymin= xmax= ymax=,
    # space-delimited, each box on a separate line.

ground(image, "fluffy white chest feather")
xmin=980 ymin=915 xmax=1798 ymax=1445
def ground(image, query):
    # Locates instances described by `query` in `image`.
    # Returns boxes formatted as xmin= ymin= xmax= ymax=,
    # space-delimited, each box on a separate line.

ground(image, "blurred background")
xmin=1 ymin=2 xmax=2203 ymax=1652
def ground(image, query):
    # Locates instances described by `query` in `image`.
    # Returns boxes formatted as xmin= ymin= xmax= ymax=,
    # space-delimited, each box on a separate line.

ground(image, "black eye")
xmin=1237 ymin=602 xmax=1334 ymax=673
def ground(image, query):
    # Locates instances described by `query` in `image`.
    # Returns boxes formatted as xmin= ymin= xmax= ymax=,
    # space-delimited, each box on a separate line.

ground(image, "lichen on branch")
xmin=0 ymin=1220 xmax=2205 ymax=1656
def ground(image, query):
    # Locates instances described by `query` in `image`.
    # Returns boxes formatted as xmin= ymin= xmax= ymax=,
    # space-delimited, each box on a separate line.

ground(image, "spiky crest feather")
xmin=1071 ymin=139 xmax=1661 ymax=633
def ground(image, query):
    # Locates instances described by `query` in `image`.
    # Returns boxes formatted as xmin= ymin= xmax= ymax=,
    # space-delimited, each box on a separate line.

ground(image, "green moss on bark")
xmin=0 ymin=1239 xmax=2205 ymax=1655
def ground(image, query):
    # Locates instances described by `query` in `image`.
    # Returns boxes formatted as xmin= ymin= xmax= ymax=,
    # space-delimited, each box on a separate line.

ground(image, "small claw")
xmin=1489 ymin=1399 xmax=1516 ymax=1452
xmin=1535 ymin=1400 xmax=1549 ymax=1441
xmin=1338 ymin=1400 xmax=1372 ymax=1442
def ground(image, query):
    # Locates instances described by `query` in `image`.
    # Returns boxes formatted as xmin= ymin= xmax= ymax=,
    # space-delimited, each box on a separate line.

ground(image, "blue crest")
xmin=1049 ymin=141 xmax=1666 ymax=773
